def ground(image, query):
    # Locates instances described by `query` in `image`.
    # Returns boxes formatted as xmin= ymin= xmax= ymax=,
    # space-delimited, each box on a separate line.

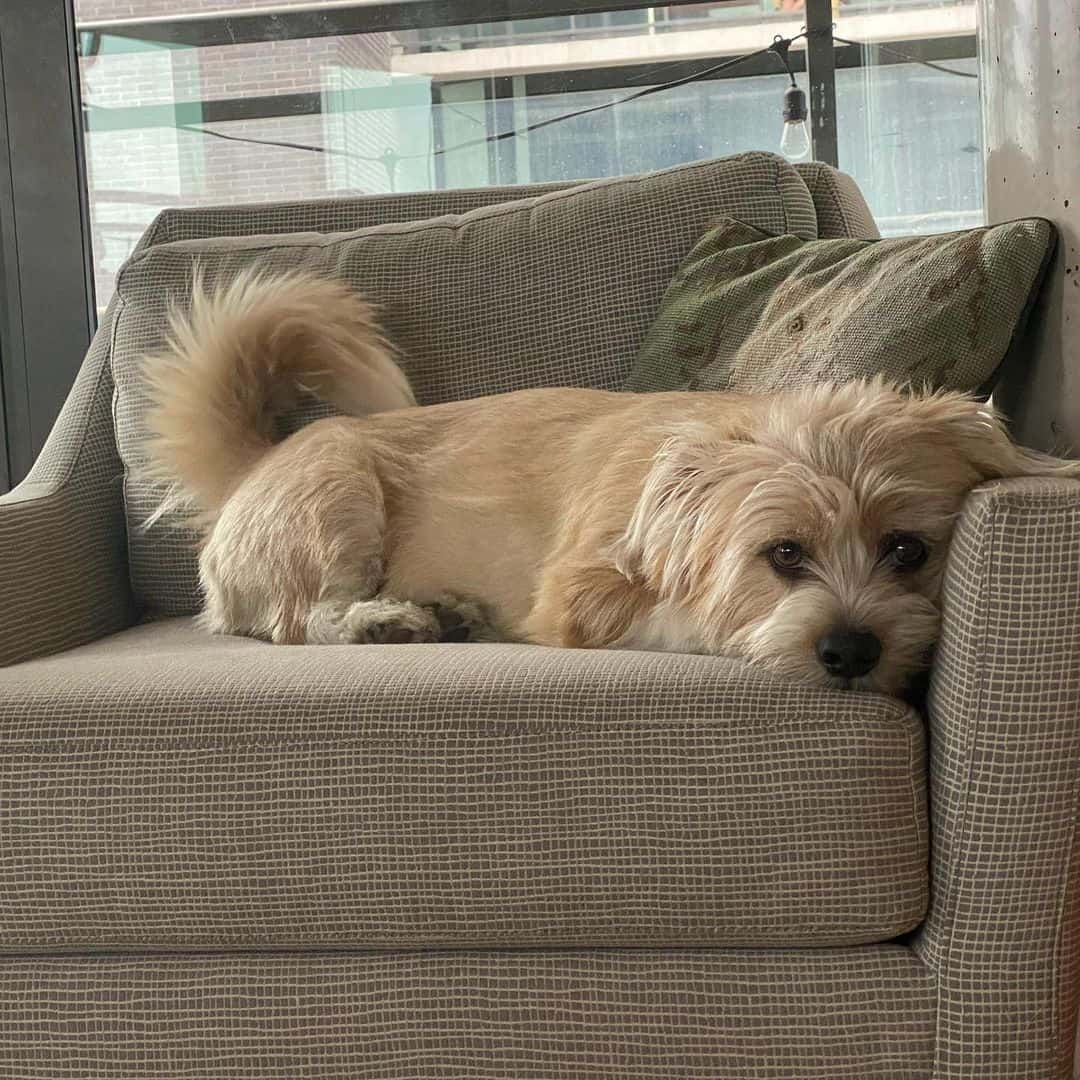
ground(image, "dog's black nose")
xmin=816 ymin=630 xmax=882 ymax=679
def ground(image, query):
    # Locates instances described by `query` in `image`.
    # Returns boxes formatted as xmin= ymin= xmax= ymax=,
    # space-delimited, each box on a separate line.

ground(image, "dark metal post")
xmin=0 ymin=0 xmax=96 ymax=486
xmin=430 ymin=81 xmax=449 ymax=190
xmin=804 ymin=0 xmax=839 ymax=167
xmin=491 ymin=76 xmax=518 ymax=186
xmin=0 ymin=305 xmax=8 ymax=490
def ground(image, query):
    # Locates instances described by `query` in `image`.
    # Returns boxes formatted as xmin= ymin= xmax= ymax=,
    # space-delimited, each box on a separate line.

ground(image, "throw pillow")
xmin=623 ymin=216 xmax=1055 ymax=396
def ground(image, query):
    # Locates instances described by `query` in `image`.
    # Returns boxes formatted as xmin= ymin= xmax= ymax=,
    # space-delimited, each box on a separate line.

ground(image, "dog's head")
xmin=615 ymin=379 xmax=1079 ymax=695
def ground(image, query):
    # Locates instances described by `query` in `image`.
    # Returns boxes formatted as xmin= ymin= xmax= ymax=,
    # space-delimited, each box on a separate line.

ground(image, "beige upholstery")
xmin=915 ymin=476 xmax=1080 ymax=1079
xmin=1 ymin=154 xmax=1077 ymax=1078
xmin=0 ymin=618 xmax=926 ymax=952
xmin=796 ymin=161 xmax=881 ymax=240
xmin=0 ymin=302 xmax=133 ymax=668
xmin=0 ymin=950 xmax=935 ymax=1079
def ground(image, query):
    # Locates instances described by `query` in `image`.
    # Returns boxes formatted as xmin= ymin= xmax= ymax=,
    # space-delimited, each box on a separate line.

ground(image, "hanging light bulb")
xmin=768 ymin=36 xmax=812 ymax=162
xmin=780 ymin=84 xmax=811 ymax=161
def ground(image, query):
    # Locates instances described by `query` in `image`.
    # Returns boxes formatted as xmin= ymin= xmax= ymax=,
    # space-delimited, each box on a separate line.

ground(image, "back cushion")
xmin=136 ymin=181 xmax=580 ymax=247
xmin=793 ymin=162 xmax=880 ymax=241
xmin=112 ymin=152 xmax=817 ymax=614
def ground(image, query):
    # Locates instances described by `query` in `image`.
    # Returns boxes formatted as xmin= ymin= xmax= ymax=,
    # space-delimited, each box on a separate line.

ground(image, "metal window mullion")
xmin=491 ymin=75 xmax=517 ymax=185
xmin=0 ymin=35 xmax=25 ymax=492
xmin=430 ymin=80 xmax=449 ymax=189
xmin=0 ymin=291 xmax=9 ymax=490
xmin=804 ymin=0 xmax=839 ymax=168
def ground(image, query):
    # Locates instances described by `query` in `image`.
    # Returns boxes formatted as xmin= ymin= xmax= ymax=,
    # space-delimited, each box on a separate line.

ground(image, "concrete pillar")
xmin=980 ymin=14 xmax=1080 ymax=1066
xmin=980 ymin=2 xmax=1080 ymax=452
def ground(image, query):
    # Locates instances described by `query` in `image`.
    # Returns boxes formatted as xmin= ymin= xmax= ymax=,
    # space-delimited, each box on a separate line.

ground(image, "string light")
xmin=84 ymin=26 xmax=977 ymax=180
xmin=151 ymin=31 xmax=811 ymax=174
xmin=768 ymin=35 xmax=811 ymax=162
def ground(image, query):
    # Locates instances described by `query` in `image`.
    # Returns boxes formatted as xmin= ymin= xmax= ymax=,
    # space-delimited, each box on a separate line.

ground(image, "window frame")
xmin=0 ymin=0 xmax=96 ymax=487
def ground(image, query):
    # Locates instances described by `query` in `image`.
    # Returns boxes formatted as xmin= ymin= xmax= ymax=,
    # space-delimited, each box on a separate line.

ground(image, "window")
xmin=0 ymin=0 xmax=981 ymax=486
xmin=73 ymin=1 xmax=981 ymax=307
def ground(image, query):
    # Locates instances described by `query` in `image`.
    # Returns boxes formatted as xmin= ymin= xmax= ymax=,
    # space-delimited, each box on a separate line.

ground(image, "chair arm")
xmin=0 ymin=305 xmax=134 ymax=667
xmin=914 ymin=477 xmax=1080 ymax=1079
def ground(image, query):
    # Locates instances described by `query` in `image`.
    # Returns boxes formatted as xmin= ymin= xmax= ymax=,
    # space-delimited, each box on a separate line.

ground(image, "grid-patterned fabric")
xmin=110 ymin=152 xmax=817 ymax=614
xmin=914 ymin=477 xmax=1080 ymax=1079
xmin=0 ymin=299 xmax=134 ymax=667
xmin=135 ymin=160 xmax=818 ymax=249
xmin=5 ymin=161 xmax=1080 ymax=1077
xmin=795 ymin=162 xmax=881 ymax=240
xmin=0 ymin=617 xmax=927 ymax=951
xmin=0 ymin=947 xmax=934 ymax=1079
xmin=624 ymin=217 xmax=1053 ymax=397
xmin=135 ymin=181 xmax=580 ymax=248
xmin=141 ymin=166 xmax=868 ymax=249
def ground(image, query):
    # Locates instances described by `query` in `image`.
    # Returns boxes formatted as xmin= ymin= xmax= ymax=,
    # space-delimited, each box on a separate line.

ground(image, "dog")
xmin=141 ymin=269 xmax=1078 ymax=696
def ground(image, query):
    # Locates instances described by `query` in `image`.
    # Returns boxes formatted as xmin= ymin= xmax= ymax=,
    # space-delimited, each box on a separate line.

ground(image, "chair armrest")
xmin=914 ymin=477 xmax=1080 ymax=1079
xmin=0 ymin=305 xmax=135 ymax=667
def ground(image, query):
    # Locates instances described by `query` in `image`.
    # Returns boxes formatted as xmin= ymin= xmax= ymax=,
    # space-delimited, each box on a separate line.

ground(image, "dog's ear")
xmin=907 ymin=393 xmax=1080 ymax=482
xmin=612 ymin=433 xmax=777 ymax=596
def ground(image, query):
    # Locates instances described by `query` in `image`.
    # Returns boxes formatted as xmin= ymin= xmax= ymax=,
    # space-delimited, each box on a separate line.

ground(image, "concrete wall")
xmin=980 ymin=1 xmax=1080 ymax=452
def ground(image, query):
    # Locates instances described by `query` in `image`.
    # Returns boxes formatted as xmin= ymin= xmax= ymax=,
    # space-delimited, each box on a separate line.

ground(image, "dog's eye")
xmin=768 ymin=540 xmax=804 ymax=574
xmin=883 ymin=533 xmax=928 ymax=570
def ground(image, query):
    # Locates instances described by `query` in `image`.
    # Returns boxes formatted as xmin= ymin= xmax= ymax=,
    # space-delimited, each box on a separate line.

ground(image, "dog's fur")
xmin=141 ymin=269 xmax=1079 ymax=695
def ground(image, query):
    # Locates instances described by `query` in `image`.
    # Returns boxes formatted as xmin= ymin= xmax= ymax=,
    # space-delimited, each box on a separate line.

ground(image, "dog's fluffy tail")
xmin=141 ymin=268 xmax=414 ymax=526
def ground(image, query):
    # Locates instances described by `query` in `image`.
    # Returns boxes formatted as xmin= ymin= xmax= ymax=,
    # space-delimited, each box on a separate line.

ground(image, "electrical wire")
xmin=832 ymin=33 xmax=978 ymax=79
xmin=429 ymin=33 xmax=805 ymax=155
xmin=165 ymin=31 xmax=805 ymax=163
xmin=174 ymin=120 xmax=368 ymax=160
xmin=768 ymin=33 xmax=799 ymax=87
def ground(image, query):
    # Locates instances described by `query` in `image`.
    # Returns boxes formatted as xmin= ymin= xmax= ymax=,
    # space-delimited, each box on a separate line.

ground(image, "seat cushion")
xmin=0 ymin=619 xmax=927 ymax=952
xmin=110 ymin=150 xmax=816 ymax=614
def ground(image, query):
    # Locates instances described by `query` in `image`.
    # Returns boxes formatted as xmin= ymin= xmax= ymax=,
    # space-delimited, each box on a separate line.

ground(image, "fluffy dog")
xmin=142 ymin=270 xmax=1077 ymax=695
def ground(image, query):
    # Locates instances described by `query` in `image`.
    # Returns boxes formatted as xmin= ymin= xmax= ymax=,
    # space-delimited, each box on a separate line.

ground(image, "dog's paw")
xmin=430 ymin=594 xmax=496 ymax=643
xmin=306 ymin=598 xmax=440 ymax=645
xmin=346 ymin=599 xmax=441 ymax=644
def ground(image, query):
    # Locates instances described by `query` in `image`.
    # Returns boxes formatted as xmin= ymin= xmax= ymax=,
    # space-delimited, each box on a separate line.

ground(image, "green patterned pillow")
xmin=624 ymin=217 xmax=1054 ymax=396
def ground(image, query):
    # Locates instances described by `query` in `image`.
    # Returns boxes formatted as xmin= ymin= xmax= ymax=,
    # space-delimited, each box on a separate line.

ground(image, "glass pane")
xmin=518 ymin=72 xmax=796 ymax=183
xmin=75 ymin=0 xmax=981 ymax=307
xmin=834 ymin=3 xmax=981 ymax=235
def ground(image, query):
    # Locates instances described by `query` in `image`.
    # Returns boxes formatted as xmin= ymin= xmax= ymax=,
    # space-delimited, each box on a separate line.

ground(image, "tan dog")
xmin=142 ymin=270 xmax=1077 ymax=695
